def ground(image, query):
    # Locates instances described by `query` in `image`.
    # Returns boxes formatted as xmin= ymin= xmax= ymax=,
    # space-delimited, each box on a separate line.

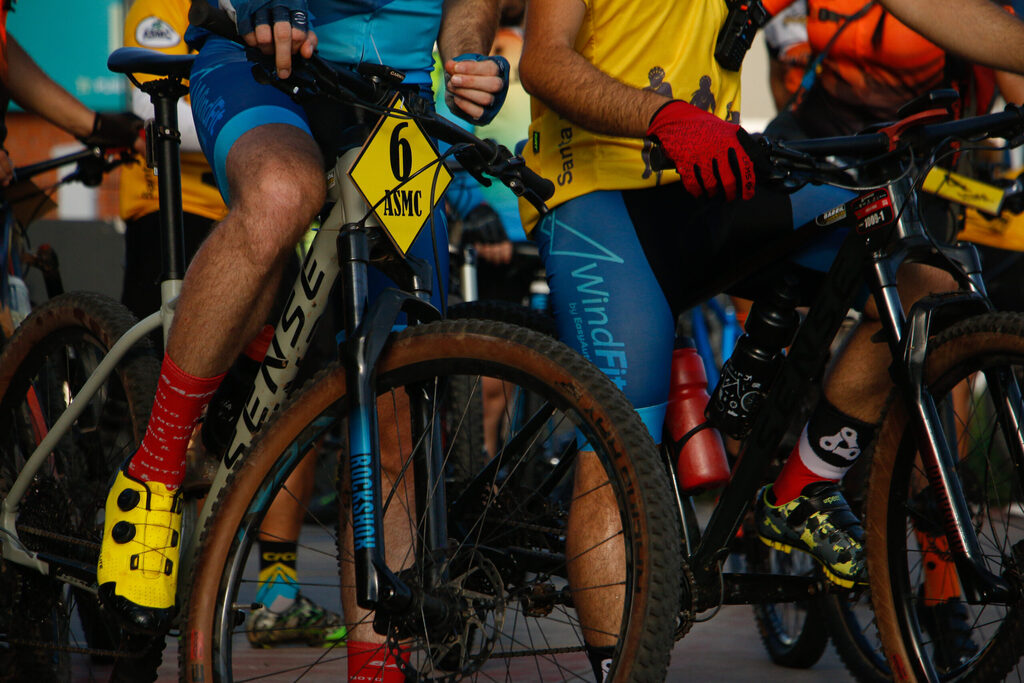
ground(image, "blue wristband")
xmin=446 ymin=53 xmax=510 ymax=126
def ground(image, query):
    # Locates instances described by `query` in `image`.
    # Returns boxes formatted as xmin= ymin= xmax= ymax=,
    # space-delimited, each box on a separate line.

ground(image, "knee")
xmin=861 ymin=263 xmax=957 ymax=322
xmin=225 ymin=135 xmax=326 ymax=266
xmin=241 ymin=155 xmax=324 ymax=235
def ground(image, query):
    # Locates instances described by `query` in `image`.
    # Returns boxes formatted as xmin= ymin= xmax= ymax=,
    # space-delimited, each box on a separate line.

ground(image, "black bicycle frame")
xmin=689 ymin=174 xmax=1024 ymax=607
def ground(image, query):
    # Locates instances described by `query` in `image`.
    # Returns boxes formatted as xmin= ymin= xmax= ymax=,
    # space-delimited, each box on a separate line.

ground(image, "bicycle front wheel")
xmin=0 ymin=292 xmax=161 ymax=680
xmin=867 ymin=312 xmax=1024 ymax=681
xmin=182 ymin=318 xmax=681 ymax=682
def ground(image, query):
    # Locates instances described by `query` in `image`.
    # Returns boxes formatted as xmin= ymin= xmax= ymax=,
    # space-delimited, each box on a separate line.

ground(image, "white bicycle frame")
xmin=0 ymin=147 xmax=378 ymax=591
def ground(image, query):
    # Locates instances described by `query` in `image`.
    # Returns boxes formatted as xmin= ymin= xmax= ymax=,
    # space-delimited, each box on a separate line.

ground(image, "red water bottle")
xmin=664 ymin=340 xmax=731 ymax=493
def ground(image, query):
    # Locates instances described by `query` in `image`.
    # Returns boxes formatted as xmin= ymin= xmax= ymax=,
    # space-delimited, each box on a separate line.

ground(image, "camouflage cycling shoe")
xmin=97 ymin=466 xmax=182 ymax=633
xmin=754 ymin=481 xmax=867 ymax=588
xmin=246 ymin=593 xmax=348 ymax=648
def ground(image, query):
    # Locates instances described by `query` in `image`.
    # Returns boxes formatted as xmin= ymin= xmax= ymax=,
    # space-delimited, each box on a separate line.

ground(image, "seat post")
xmin=142 ymin=79 xmax=190 ymax=287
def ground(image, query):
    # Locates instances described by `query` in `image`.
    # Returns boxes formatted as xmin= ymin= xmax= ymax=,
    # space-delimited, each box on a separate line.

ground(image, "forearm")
xmin=6 ymin=37 xmax=95 ymax=138
xmin=880 ymin=0 xmax=1024 ymax=74
xmin=519 ymin=43 xmax=668 ymax=137
xmin=995 ymin=70 xmax=1024 ymax=106
xmin=438 ymin=0 xmax=499 ymax=63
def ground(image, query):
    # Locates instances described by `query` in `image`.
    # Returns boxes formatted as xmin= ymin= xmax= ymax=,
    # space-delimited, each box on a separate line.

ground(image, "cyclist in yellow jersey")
xmin=121 ymin=0 xmax=227 ymax=322
xmin=519 ymin=1 xmax=1024 ymax=676
xmin=519 ymin=0 xmax=741 ymax=233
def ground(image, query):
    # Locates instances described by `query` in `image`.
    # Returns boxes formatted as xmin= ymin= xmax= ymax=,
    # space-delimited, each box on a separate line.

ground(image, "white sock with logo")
xmin=796 ymin=398 xmax=877 ymax=480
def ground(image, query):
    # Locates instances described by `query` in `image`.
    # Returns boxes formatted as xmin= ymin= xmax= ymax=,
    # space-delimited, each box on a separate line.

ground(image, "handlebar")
xmin=649 ymin=104 xmax=1024 ymax=188
xmin=187 ymin=3 xmax=554 ymax=212
xmin=11 ymin=146 xmax=130 ymax=188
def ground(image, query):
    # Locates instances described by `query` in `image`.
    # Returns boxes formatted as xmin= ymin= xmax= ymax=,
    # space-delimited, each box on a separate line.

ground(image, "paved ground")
xmin=143 ymin=611 xmax=855 ymax=681
xmin=141 ymin=522 xmax=856 ymax=682
xmin=147 ymin=604 xmax=855 ymax=681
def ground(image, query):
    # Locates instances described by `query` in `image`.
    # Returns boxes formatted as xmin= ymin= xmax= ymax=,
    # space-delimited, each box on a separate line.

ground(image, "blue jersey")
xmin=188 ymin=0 xmax=442 ymax=83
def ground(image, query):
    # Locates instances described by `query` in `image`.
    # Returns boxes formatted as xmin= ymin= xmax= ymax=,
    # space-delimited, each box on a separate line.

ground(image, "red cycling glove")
xmin=646 ymin=100 xmax=760 ymax=202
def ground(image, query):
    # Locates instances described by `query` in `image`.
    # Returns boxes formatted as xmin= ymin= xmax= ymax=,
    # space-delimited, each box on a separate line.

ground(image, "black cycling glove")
xmin=80 ymin=112 xmax=143 ymax=149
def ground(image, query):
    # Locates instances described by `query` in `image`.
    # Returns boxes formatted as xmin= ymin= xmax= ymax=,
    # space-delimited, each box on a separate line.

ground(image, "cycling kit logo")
xmin=819 ymin=427 xmax=861 ymax=461
xmin=642 ymin=66 xmax=673 ymax=180
xmin=136 ymin=16 xmax=180 ymax=49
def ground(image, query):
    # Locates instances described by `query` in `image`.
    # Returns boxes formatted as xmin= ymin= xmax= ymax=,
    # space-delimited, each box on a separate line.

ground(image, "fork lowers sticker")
xmin=851 ymin=189 xmax=895 ymax=233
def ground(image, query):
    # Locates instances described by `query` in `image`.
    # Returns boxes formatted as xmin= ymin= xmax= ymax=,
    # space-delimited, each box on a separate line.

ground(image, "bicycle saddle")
xmin=107 ymin=47 xmax=195 ymax=80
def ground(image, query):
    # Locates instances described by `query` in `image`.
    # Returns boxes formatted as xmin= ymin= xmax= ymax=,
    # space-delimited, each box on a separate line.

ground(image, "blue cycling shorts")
xmin=534 ymin=183 xmax=855 ymax=442
xmin=189 ymin=37 xmax=448 ymax=308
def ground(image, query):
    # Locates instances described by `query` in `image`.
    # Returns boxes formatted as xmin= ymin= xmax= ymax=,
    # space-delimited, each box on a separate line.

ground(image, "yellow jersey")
xmin=120 ymin=0 xmax=227 ymax=222
xmin=519 ymin=0 xmax=742 ymax=233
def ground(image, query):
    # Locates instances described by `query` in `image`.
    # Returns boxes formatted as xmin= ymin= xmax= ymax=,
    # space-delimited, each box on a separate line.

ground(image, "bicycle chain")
xmin=676 ymin=555 xmax=697 ymax=640
xmin=19 ymin=524 xmax=100 ymax=552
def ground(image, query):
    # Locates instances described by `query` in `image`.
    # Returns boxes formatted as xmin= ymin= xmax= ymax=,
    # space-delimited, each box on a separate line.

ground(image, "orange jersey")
xmin=765 ymin=0 xmax=948 ymax=134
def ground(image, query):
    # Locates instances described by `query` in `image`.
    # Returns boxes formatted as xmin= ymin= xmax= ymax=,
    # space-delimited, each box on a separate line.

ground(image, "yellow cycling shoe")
xmin=97 ymin=467 xmax=182 ymax=633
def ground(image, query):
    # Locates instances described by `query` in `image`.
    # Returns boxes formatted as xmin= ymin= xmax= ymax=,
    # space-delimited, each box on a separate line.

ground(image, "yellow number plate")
xmin=922 ymin=167 xmax=1004 ymax=215
xmin=348 ymin=96 xmax=453 ymax=255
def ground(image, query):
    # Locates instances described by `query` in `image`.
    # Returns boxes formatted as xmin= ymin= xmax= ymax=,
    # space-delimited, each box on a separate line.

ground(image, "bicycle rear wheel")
xmin=0 ymin=292 xmax=162 ymax=680
xmin=867 ymin=312 xmax=1024 ymax=681
xmin=182 ymin=318 xmax=681 ymax=682
xmin=746 ymin=537 xmax=830 ymax=668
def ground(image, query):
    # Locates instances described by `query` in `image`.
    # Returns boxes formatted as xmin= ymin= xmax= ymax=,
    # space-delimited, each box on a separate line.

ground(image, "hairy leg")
xmin=567 ymin=450 xmax=625 ymax=648
xmin=824 ymin=263 xmax=955 ymax=420
xmin=166 ymin=123 xmax=324 ymax=376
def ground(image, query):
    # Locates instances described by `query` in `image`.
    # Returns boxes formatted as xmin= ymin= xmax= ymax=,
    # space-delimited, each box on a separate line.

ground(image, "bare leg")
xmin=481 ymin=376 xmax=508 ymax=457
xmin=259 ymin=451 xmax=318 ymax=543
xmin=567 ymin=450 xmax=624 ymax=648
xmin=823 ymin=263 xmax=955 ymax=420
xmin=166 ymin=124 xmax=324 ymax=377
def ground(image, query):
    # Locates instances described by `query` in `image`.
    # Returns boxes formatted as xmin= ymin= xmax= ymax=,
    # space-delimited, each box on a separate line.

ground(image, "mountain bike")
xmin=0 ymin=13 xmax=682 ymax=683
xmin=647 ymin=92 xmax=1024 ymax=682
xmin=0 ymin=146 xmax=129 ymax=338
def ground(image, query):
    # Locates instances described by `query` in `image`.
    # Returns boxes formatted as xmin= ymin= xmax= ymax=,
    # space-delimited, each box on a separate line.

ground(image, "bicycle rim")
xmin=183 ymin=318 xmax=680 ymax=682
xmin=868 ymin=313 xmax=1024 ymax=681
xmin=0 ymin=293 xmax=161 ymax=680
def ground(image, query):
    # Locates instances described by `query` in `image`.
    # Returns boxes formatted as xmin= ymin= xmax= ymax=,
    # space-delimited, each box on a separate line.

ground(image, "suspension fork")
xmin=338 ymin=225 xmax=412 ymax=611
xmin=336 ymin=225 xmax=447 ymax=612
xmin=872 ymin=256 xmax=1012 ymax=603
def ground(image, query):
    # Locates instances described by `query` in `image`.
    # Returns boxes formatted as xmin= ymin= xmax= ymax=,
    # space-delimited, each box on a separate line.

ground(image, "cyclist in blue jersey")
xmin=97 ymin=1 xmax=508 ymax=675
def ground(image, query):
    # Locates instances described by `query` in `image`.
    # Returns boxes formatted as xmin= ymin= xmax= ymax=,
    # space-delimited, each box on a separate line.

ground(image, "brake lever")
xmin=452 ymin=143 xmax=496 ymax=189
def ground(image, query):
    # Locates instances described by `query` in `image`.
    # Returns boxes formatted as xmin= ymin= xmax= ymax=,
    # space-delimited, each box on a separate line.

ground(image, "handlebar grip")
xmin=782 ymin=132 xmax=890 ymax=158
xmin=519 ymin=164 xmax=555 ymax=201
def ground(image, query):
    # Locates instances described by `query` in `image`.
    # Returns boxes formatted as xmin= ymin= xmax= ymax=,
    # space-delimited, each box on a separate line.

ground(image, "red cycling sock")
xmin=347 ymin=640 xmax=408 ymax=682
xmin=128 ymin=355 xmax=224 ymax=489
xmin=245 ymin=324 xmax=274 ymax=362
xmin=771 ymin=441 xmax=834 ymax=505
